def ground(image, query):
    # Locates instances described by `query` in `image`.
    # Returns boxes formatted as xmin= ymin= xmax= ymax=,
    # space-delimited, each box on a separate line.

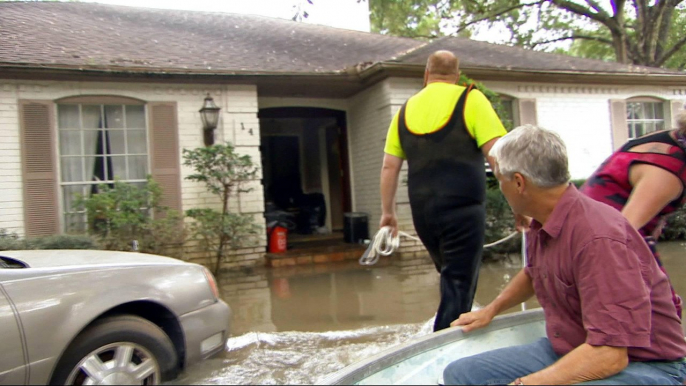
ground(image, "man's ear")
xmin=513 ymin=172 xmax=526 ymax=193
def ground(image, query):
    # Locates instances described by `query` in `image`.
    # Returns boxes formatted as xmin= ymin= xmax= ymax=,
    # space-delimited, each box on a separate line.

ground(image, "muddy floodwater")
xmin=172 ymin=241 xmax=685 ymax=385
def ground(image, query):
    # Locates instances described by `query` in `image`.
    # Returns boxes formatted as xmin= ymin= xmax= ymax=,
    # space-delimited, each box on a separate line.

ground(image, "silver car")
xmin=0 ymin=250 xmax=231 ymax=385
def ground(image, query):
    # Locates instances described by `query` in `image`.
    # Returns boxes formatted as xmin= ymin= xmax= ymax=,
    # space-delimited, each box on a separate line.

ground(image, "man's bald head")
xmin=425 ymin=51 xmax=460 ymax=84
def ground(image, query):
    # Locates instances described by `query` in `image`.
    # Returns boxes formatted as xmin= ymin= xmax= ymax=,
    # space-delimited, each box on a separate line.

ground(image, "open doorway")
xmin=259 ymin=107 xmax=351 ymax=243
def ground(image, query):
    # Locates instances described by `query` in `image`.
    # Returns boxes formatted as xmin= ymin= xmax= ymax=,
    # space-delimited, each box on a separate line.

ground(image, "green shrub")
xmin=27 ymin=234 xmax=99 ymax=250
xmin=483 ymin=186 xmax=520 ymax=259
xmin=76 ymin=177 xmax=186 ymax=257
xmin=661 ymin=207 xmax=686 ymax=241
xmin=0 ymin=230 xmax=99 ymax=251
xmin=0 ymin=229 xmax=27 ymax=251
xmin=571 ymin=179 xmax=586 ymax=188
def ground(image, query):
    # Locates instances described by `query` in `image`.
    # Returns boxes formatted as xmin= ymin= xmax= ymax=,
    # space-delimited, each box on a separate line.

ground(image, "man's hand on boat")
xmin=450 ymin=306 xmax=497 ymax=333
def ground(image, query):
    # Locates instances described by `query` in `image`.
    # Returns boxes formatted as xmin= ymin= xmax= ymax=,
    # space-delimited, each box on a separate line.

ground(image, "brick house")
xmin=1 ymin=2 xmax=685 ymax=266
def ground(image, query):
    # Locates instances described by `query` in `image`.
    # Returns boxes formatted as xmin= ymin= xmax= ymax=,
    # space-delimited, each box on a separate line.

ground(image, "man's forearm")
xmin=486 ymin=269 xmax=534 ymax=315
xmin=520 ymin=343 xmax=628 ymax=385
xmin=380 ymin=168 xmax=398 ymax=214
xmin=380 ymin=158 xmax=401 ymax=214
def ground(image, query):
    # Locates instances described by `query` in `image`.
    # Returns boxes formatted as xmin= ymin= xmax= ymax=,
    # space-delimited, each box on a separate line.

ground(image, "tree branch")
xmin=550 ymin=0 xmax=611 ymax=24
xmin=530 ymin=34 xmax=613 ymax=49
xmin=655 ymin=34 xmax=686 ymax=67
xmin=452 ymin=0 xmax=546 ymax=32
xmin=582 ymin=0 xmax=610 ymax=17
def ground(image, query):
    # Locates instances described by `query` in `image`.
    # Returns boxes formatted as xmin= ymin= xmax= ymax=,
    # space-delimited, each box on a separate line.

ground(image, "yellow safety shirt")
xmin=384 ymin=82 xmax=507 ymax=159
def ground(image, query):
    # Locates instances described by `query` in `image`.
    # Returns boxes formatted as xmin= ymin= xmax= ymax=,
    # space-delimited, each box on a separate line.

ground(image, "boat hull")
xmin=323 ymin=308 xmax=546 ymax=385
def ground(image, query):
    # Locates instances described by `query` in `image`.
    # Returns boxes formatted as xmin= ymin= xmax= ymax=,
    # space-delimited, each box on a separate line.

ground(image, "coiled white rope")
xmin=359 ymin=226 xmax=520 ymax=266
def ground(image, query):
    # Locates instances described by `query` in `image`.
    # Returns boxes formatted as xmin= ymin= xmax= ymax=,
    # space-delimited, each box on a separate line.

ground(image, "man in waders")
xmin=379 ymin=50 xmax=507 ymax=332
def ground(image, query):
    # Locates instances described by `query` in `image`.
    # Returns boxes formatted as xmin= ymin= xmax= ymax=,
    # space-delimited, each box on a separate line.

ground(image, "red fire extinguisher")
xmin=268 ymin=224 xmax=288 ymax=253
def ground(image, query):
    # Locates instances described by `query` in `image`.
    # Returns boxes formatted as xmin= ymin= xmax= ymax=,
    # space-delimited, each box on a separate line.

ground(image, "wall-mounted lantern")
xmin=199 ymin=93 xmax=221 ymax=146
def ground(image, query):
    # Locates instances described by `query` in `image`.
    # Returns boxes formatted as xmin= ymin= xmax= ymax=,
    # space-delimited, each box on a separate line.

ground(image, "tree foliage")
xmin=370 ymin=0 xmax=686 ymax=69
xmin=183 ymin=142 xmax=261 ymax=274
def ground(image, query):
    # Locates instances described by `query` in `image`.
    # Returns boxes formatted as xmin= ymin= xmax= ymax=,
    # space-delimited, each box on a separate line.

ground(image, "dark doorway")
xmin=263 ymin=136 xmax=302 ymax=210
xmin=259 ymin=107 xmax=351 ymax=238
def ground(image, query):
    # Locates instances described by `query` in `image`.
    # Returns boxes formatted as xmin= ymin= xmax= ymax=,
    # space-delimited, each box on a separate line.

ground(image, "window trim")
xmin=56 ymin=95 xmax=146 ymax=105
xmin=625 ymin=97 xmax=667 ymax=140
xmin=55 ymin=96 xmax=151 ymax=232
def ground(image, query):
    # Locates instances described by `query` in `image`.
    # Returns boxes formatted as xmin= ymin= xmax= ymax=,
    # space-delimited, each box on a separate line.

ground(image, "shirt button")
xmin=554 ymin=332 xmax=560 ymax=338
xmin=543 ymin=274 xmax=548 ymax=279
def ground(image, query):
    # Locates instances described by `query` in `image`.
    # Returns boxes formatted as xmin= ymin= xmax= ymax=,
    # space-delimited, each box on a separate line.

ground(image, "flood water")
xmin=173 ymin=241 xmax=685 ymax=385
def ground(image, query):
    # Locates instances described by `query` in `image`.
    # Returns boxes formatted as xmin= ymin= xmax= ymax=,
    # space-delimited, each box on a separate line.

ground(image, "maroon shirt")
xmin=525 ymin=185 xmax=686 ymax=362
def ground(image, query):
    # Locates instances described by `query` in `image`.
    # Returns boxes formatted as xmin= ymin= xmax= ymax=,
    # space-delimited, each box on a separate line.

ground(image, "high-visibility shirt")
xmin=384 ymin=82 xmax=506 ymax=159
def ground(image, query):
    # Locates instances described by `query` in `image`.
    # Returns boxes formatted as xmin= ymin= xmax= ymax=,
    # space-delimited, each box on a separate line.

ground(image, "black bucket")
xmin=344 ymin=212 xmax=369 ymax=244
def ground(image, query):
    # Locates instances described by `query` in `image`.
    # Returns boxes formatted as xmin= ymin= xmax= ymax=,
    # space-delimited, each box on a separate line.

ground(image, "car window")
xmin=0 ymin=256 xmax=26 ymax=269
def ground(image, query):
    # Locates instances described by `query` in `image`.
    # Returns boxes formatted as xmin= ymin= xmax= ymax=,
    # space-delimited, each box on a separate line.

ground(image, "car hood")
xmin=0 ymin=249 xmax=187 ymax=269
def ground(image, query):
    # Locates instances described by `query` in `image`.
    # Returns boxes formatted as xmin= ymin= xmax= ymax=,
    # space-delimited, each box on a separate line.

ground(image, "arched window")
xmin=626 ymin=97 xmax=666 ymax=138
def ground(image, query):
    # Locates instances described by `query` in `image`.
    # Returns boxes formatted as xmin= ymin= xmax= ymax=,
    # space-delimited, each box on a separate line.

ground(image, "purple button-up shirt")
xmin=525 ymin=185 xmax=686 ymax=361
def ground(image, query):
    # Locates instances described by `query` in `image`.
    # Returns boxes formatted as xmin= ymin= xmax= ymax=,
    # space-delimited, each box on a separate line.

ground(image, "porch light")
xmin=199 ymin=93 xmax=221 ymax=146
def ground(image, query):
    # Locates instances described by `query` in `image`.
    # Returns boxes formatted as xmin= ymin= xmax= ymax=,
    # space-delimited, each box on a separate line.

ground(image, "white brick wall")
xmin=2 ymin=77 xmax=683 ymax=263
xmin=346 ymin=78 xmax=426 ymax=253
xmin=360 ymin=78 xmax=686 ymax=256
xmin=482 ymin=81 xmax=686 ymax=178
xmin=0 ymin=80 xmax=265 ymax=264
xmin=0 ymin=84 xmax=22 ymax=234
xmin=347 ymin=80 xmax=393 ymax=230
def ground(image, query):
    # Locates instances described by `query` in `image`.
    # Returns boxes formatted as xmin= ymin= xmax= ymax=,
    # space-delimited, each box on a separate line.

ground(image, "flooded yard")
xmin=172 ymin=241 xmax=686 ymax=385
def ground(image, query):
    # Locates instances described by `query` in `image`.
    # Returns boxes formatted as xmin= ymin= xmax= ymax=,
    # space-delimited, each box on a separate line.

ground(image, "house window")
xmin=57 ymin=103 xmax=149 ymax=232
xmin=498 ymin=96 xmax=515 ymax=130
xmin=626 ymin=100 xmax=665 ymax=139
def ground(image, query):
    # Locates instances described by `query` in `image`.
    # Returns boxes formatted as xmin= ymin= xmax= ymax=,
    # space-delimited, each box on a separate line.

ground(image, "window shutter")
xmin=148 ymin=102 xmax=182 ymax=215
xmin=19 ymin=100 xmax=59 ymax=237
xmin=609 ymin=99 xmax=628 ymax=150
xmin=518 ymin=99 xmax=537 ymax=125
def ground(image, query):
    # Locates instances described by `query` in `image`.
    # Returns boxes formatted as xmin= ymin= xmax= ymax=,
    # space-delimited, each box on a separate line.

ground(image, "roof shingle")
xmin=0 ymin=2 xmax=421 ymax=74
xmin=0 ymin=2 xmax=683 ymax=78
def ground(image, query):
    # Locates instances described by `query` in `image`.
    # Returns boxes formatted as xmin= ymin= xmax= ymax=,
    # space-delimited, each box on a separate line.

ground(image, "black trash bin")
xmin=344 ymin=212 xmax=369 ymax=244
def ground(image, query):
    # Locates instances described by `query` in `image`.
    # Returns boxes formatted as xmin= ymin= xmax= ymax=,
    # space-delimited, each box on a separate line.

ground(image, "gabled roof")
xmin=392 ymin=37 xmax=682 ymax=75
xmin=1 ymin=1 xmax=684 ymax=93
xmin=0 ymin=2 xmax=421 ymax=74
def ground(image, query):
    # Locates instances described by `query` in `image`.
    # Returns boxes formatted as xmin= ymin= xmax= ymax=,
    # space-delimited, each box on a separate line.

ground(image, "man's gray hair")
xmin=489 ymin=124 xmax=571 ymax=188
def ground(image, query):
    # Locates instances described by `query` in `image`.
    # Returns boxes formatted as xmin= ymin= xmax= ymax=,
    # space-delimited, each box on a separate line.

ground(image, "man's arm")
xmin=480 ymin=136 xmax=500 ymax=173
xmin=515 ymin=343 xmax=628 ymax=385
xmin=380 ymin=153 xmax=403 ymax=236
xmin=452 ymin=269 xmax=534 ymax=332
xmin=624 ymin=163 xmax=683 ymax=233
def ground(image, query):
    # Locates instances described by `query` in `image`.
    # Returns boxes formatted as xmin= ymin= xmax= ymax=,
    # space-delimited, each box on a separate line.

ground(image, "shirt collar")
xmin=529 ymin=184 xmax=579 ymax=239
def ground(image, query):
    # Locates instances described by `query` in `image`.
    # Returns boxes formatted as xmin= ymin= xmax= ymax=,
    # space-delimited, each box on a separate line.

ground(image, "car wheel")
xmin=50 ymin=315 xmax=178 ymax=385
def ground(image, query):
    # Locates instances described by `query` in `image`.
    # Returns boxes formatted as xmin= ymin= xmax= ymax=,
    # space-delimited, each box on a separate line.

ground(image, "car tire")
xmin=50 ymin=315 xmax=179 ymax=385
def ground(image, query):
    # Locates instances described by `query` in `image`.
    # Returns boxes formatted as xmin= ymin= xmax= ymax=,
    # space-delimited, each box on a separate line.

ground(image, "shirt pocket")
xmin=527 ymin=267 xmax=550 ymax=308
xmin=553 ymin=274 xmax=581 ymax=312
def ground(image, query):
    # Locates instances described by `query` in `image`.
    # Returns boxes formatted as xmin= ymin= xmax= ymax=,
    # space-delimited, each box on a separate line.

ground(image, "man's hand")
xmin=450 ymin=307 xmax=496 ymax=333
xmin=379 ymin=213 xmax=398 ymax=237
xmin=514 ymin=213 xmax=531 ymax=232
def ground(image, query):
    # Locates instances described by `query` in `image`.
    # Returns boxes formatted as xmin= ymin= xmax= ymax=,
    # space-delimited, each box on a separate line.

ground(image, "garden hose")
xmin=359 ymin=227 xmax=520 ymax=266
